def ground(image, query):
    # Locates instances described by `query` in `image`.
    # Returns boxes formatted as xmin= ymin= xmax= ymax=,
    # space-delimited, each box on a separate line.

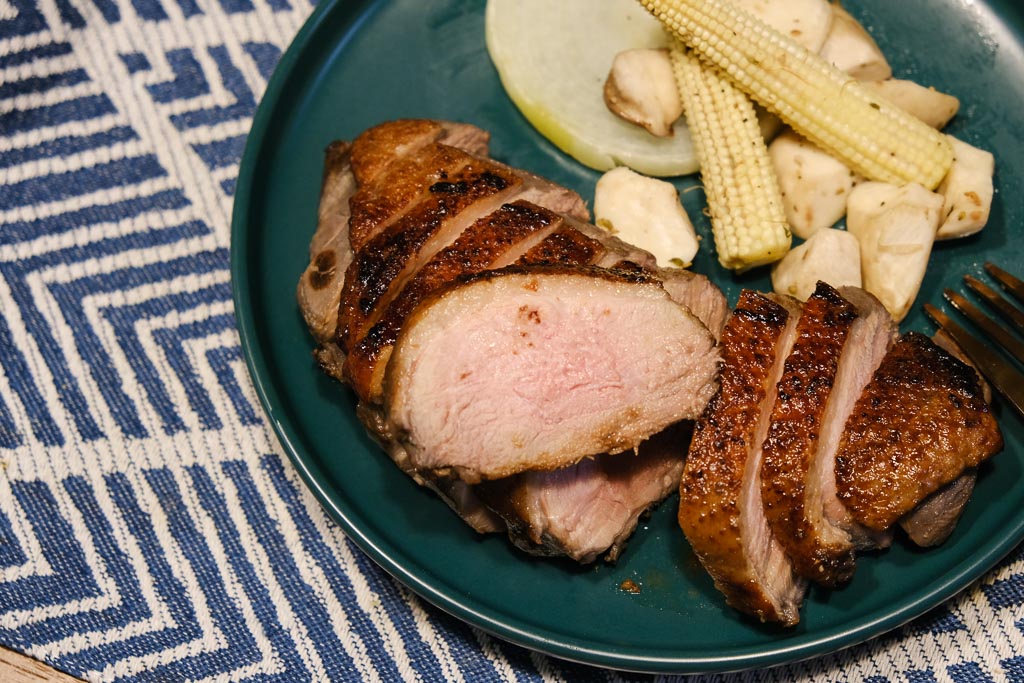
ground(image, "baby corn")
xmin=641 ymin=0 xmax=954 ymax=189
xmin=671 ymin=45 xmax=790 ymax=272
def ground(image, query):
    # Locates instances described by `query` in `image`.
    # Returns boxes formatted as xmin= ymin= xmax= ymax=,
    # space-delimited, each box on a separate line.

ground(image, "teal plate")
xmin=231 ymin=0 xmax=1024 ymax=674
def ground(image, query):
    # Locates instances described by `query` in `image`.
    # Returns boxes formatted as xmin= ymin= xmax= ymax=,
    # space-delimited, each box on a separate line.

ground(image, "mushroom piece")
xmin=604 ymin=48 xmax=683 ymax=138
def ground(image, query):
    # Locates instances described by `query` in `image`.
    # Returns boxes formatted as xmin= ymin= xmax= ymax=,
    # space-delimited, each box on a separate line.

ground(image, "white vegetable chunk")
xmin=862 ymin=79 xmax=960 ymax=130
xmin=819 ymin=4 xmax=892 ymax=81
xmin=769 ymin=129 xmax=860 ymax=239
xmin=594 ymin=167 xmax=699 ymax=267
xmin=604 ymin=48 xmax=684 ymax=138
xmin=936 ymin=137 xmax=995 ymax=240
xmin=846 ymin=182 xmax=944 ymax=321
xmin=732 ymin=0 xmax=834 ymax=53
xmin=771 ymin=228 xmax=862 ymax=301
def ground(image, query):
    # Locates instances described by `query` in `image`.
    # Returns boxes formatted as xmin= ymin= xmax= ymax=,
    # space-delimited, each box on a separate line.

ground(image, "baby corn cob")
xmin=671 ymin=45 xmax=790 ymax=272
xmin=641 ymin=0 xmax=954 ymax=189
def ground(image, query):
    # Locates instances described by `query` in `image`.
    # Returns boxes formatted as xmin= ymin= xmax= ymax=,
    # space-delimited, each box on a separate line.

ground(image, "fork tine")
xmin=944 ymin=289 xmax=1024 ymax=366
xmin=924 ymin=303 xmax=1024 ymax=419
xmin=985 ymin=262 xmax=1024 ymax=306
xmin=963 ymin=275 xmax=1024 ymax=336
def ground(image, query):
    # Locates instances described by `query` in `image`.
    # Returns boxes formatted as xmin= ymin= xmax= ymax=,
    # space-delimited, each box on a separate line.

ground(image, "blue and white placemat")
xmin=1 ymin=0 xmax=1023 ymax=680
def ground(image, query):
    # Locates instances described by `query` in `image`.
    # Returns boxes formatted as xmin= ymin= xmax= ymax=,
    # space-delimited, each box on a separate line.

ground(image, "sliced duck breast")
xmin=346 ymin=200 xmax=577 ymax=403
xmin=338 ymin=160 xmax=524 ymax=351
xmin=823 ymin=287 xmax=898 ymax=550
xmin=898 ymin=471 xmax=977 ymax=547
xmin=761 ymin=283 xmax=897 ymax=587
xmin=835 ymin=332 xmax=1003 ymax=531
xmin=678 ymin=290 xmax=807 ymax=625
xmin=298 ymin=141 xmax=357 ymax=347
xmin=895 ymin=330 xmax=992 ymax=547
xmin=384 ymin=266 xmax=719 ymax=483
xmin=477 ymin=423 xmax=690 ymax=564
xmin=298 ymin=119 xmax=727 ymax=562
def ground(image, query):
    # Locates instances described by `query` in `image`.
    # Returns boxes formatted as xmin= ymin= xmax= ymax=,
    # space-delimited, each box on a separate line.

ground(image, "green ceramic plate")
xmin=231 ymin=0 xmax=1024 ymax=673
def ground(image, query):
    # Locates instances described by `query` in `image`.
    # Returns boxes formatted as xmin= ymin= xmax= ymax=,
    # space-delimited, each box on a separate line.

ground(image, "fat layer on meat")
xmin=760 ymin=283 xmax=896 ymax=587
xmin=679 ymin=290 xmax=807 ymax=625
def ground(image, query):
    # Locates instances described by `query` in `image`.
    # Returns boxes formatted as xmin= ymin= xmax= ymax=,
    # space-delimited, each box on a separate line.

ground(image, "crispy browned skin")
xmin=349 ymin=143 xmax=473 ymax=252
xmin=761 ymin=283 xmax=859 ymax=587
xmin=835 ymin=332 xmax=1003 ymax=530
xmin=350 ymin=119 xmax=454 ymax=186
xmin=338 ymin=161 xmax=521 ymax=351
xmin=679 ymin=290 xmax=806 ymax=625
xmin=346 ymin=200 xmax=567 ymax=401
xmin=514 ymin=224 xmax=607 ymax=265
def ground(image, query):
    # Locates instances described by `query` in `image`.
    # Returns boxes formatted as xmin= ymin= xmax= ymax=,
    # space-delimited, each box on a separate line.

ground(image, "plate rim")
xmin=229 ymin=0 xmax=1024 ymax=673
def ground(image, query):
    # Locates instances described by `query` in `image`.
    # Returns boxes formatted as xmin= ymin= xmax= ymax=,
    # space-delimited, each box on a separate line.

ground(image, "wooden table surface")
xmin=0 ymin=647 xmax=82 ymax=682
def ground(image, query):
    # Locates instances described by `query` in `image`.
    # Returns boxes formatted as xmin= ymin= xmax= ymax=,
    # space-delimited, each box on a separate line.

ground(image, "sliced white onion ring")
xmin=485 ymin=0 xmax=698 ymax=177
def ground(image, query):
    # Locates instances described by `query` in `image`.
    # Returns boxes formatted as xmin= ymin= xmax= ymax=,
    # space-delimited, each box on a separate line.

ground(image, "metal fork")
xmin=924 ymin=263 xmax=1024 ymax=419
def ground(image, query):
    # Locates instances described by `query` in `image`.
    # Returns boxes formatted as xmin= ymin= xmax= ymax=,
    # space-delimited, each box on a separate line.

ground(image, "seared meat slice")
xmin=338 ymin=160 xmax=524 ymax=351
xmin=898 ymin=471 xmax=977 ymax=547
xmin=679 ymin=290 xmax=807 ymax=625
xmin=298 ymin=119 xmax=726 ymax=561
xmin=384 ymin=266 xmax=719 ymax=483
xmin=348 ymin=120 xmax=492 ymax=251
xmin=299 ymin=121 xmax=496 ymax=354
xmin=836 ymin=332 xmax=1003 ymax=531
xmin=298 ymin=141 xmax=357 ymax=346
xmin=761 ymin=283 xmax=896 ymax=587
xmin=660 ymin=269 xmax=729 ymax=340
xmin=895 ymin=329 xmax=991 ymax=547
xmin=346 ymin=200 xmax=575 ymax=402
xmin=477 ymin=423 xmax=691 ymax=564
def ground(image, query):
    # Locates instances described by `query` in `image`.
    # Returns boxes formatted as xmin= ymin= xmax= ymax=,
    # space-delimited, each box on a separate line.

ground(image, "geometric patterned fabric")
xmin=1 ymin=0 xmax=1023 ymax=680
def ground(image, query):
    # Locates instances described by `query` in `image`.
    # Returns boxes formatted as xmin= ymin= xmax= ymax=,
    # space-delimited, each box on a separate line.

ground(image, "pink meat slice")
xmin=384 ymin=266 xmax=719 ymax=483
xmin=477 ymin=423 xmax=690 ymax=564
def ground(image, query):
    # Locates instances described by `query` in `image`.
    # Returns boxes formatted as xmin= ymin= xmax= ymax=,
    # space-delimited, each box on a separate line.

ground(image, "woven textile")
xmin=1 ymin=0 xmax=1023 ymax=680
